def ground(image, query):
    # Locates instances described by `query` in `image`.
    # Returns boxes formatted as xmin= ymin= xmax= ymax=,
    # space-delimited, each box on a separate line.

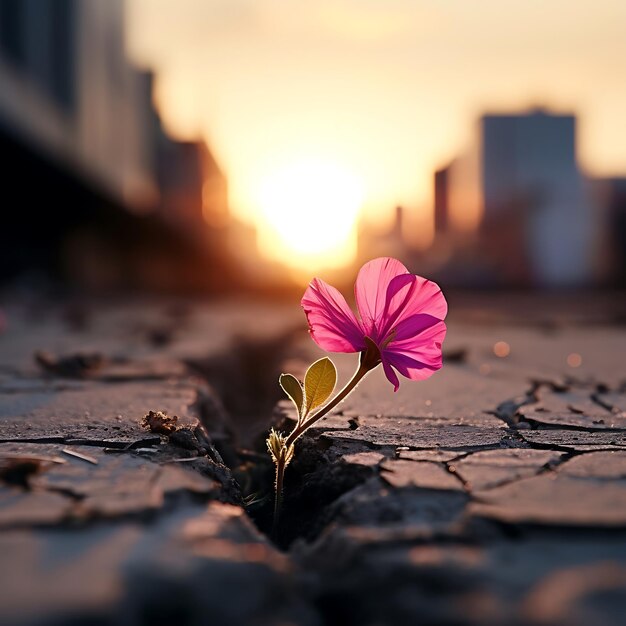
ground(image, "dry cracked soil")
xmin=0 ymin=293 xmax=625 ymax=626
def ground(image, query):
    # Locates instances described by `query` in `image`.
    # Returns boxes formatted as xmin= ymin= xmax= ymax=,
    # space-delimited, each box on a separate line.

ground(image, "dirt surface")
xmin=0 ymin=293 xmax=625 ymax=626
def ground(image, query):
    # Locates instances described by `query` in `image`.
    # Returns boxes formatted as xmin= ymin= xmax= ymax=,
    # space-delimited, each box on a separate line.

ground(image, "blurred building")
xmin=0 ymin=0 xmax=232 ymax=291
xmin=433 ymin=168 xmax=449 ymax=235
xmin=592 ymin=177 xmax=626 ymax=286
xmin=357 ymin=205 xmax=407 ymax=263
xmin=0 ymin=0 xmax=156 ymax=207
xmin=435 ymin=109 xmax=598 ymax=288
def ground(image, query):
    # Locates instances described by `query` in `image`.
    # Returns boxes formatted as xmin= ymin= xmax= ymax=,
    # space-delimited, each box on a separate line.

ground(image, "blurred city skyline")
xmin=1 ymin=1 xmax=624 ymax=291
xmin=127 ymin=0 xmax=626 ymax=268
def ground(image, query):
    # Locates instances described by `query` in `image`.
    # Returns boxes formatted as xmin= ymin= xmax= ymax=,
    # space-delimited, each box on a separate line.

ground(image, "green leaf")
xmin=279 ymin=373 xmax=304 ymax=417
xmin=304 ymin=357 xmax=337 ymax=415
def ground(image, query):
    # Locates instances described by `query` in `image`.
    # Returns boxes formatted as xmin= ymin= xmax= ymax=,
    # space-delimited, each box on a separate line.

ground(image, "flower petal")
xmin=354 ymin=257 xmax=409 ymax=340
xmin=301 ymin=278 xmax=365 ymax=353
xmin=390 ymin=313 xmax=444 ymax=344
xmin=384 ymin=351 xmax=439 ymax=382
xmin=383 ymin=317 xmax=447 ymax=382
xmin=379 ymin=273 xmax=447 ymax=342
xmin=381 ymin=356 xmax=401 ymax=392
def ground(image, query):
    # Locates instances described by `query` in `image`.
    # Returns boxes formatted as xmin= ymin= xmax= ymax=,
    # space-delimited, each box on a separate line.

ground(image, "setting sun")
xmin=256 ymin=159 xmax=364 ymax=271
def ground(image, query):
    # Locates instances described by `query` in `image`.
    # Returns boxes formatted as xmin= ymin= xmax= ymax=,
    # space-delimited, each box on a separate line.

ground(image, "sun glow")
xmin=256 ymin=159 xmax=364 ymax=272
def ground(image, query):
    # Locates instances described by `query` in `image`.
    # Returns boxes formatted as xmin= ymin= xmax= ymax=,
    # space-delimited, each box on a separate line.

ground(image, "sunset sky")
xmin=126 ymin=0 xmax=626 ymax=268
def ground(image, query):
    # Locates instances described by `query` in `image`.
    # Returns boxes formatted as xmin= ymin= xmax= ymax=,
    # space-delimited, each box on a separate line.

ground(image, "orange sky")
xmin=126 ymin=0 xmax=626 ymax=264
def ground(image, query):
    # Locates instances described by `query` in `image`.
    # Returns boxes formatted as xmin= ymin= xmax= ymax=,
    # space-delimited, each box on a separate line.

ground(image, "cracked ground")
xmin=0 ymin=293 xmax=625 ymax=626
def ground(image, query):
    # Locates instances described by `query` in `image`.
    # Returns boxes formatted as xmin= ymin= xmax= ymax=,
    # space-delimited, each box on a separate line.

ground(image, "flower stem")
xmin=285 ymin=361 xmax=370 ymax=448
xmin=285 ymin=338 xmax=380 ymax=447
xmin=271 ymin=345 xmax=380 ymax=538
xmin=272 ymin=457 xmax=285 ymax=538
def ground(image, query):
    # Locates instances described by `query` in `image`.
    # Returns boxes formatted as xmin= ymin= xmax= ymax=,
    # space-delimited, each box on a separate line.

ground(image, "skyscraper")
xmin=436 ymin=108 xmax=596 ymax=287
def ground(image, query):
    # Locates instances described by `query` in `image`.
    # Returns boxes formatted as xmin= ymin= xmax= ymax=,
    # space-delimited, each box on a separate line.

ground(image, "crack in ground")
xmin=591 ymin=389 xmax=624 ymax=414
xmin=7 ymin=338 xmax=624 ymax=556
xmin=520 ymin=418 xmax=626 ymax=433
xmin=0 ymin=436 xmax=162 ymax=448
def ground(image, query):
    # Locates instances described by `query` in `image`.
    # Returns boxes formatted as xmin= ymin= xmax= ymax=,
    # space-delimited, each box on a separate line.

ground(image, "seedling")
xmin=267 ymin=257 xmax=447 ymax=535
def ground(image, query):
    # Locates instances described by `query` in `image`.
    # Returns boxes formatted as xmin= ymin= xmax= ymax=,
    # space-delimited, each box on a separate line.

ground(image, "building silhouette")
xmin=0 ymin=0 xmax=231 ymax=291
xmin=434 ymin=167 xmax=449 ymax=235
xmin=357 ymin=205 xmax=408 ymax=265
xmin=593 ymin=177 xmax=626 ymax=286
xmin=435 ymin=108 xmax=598 ymax=287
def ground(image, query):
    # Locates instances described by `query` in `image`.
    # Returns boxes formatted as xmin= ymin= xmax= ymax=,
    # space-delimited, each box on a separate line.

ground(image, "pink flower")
xmin=301 ymin=257 xmax=447 ymax=391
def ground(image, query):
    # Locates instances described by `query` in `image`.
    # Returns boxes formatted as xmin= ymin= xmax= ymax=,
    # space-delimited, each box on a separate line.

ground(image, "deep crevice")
xmin=186 ymin=342 xmax=626 ymax=551
xmin=184 ymin=327 xmax=303 ymax=448
xmin=185 ymin=329 xmax=375 ymax=550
